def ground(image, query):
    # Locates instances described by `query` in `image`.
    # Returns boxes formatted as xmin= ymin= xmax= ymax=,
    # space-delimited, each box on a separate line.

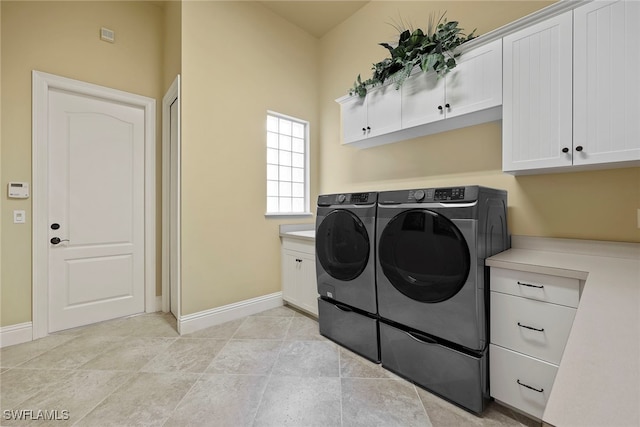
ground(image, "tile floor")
xmin=0 ymin=306 xmax=538 ymax=426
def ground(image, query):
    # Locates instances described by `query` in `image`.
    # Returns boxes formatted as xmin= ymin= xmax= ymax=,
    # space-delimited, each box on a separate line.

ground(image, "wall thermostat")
xmin=8 ymin=182 xmax=29 ymax=198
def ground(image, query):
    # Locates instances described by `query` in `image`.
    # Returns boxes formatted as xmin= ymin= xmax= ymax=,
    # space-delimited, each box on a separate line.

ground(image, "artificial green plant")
xmin=350 ymin=13 xmax=477 ymax=97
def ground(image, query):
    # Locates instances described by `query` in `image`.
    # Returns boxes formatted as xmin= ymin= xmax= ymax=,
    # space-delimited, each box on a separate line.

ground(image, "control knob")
xmin=337 ymin=194 xmax=346 ymax=203
xmin=414 ymin=189 xmax=425 ymax=201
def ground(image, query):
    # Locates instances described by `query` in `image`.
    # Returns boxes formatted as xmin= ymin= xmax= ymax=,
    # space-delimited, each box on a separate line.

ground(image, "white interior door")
xmin=48 ymin=88 xmax=146 ymax=332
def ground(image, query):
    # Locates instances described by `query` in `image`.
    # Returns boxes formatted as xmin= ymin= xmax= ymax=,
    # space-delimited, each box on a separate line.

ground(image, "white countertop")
xmin=279 ymin=224 xmax=315 ymax=242
xmin=487 ymin=236 xmax=640 ymax=427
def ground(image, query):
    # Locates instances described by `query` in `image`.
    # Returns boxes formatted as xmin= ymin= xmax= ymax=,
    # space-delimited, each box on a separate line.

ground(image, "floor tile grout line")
xmin=413 ymin=383 xmax=433 ymax=426
xmin=4 ymin=369 xmax=76 ymax=416
xmin=197 ymin=334 xmax=233 ymax=375
xmin=68 ymin=369 xmax=140 ymax=427
xmin=160 ymin=371 xmax=207 ymax=427
xmin=0 ymin=336 xmax=77 ymax=369
xmin=247 ymin=315 xmax=293 ymax=426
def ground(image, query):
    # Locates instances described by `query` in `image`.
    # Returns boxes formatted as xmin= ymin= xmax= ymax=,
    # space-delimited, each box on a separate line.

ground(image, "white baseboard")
xmin=0 ymin=322 xmax=33 ymax=348
xmin=178 ymin=292 xmax=283 ymax=335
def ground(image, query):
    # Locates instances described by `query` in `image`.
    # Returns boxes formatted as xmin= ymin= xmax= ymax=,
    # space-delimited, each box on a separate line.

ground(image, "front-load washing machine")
xmin=315 ymin=192 xmax=379 ymax=362
xmin=376 ymin=186 xmax=509 ymax=413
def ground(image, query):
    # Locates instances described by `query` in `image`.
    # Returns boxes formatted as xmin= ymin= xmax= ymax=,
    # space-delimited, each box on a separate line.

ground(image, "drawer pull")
xmin=517 ymin=379 xmax=544 ymax=393
xmin=517 ymin=281 xmax=544 ymax=289
xmin=517 ymin=322 xmax=544 ymax=332
xmin=333 ymin=303 xmax=353 ymax=312
xmin=406 ymin=331 xmax=438 ymax=345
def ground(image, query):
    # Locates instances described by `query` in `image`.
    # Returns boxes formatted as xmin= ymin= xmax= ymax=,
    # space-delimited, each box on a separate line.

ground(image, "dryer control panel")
xmin=379 ymin=186 xmax=482 ymax=204
xmin=434 ymin=187 xmax=465 ymax=201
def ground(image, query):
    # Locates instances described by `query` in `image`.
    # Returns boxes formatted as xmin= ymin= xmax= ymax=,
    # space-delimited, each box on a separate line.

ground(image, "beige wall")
xmin=0 ymin=1 xmax=165 ymax=327
xmin=180 ymin=1 xmax=319 ymax=315
xmin=319 ymin=1 xmax=640 ymax=243
xmin=163 ymin=0 xmax=182 ymax=92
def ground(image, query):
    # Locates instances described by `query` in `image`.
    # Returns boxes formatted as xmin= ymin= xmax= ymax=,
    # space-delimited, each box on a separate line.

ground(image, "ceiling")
xmin=259 ymin=1 xmax=369 ymax=38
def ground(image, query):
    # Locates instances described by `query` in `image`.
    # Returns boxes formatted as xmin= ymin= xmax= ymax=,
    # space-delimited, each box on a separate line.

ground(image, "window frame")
xmin=264 ymin=111 xmax=312 ymax=217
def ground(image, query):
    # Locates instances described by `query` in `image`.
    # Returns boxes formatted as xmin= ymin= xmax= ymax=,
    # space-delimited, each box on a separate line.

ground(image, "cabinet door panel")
xmin=282 ymin=250 xmax=302 ymax=307
xmin=340 ymin=96 xmax=367 ymax=144
xmin=299 ymin=252 xmax=318 ymax=316
xmin=502 ymin=11 xmax=573 ymax=172
xmin=366 ymin=84 xmax=402 ymax=138
xmin=573 ymin=0 xmax=640 ymax=166
xmin=401 ymin=70 xmax=445 ymax=128
xmin=446 ymin=39 xmax=502 ymax=119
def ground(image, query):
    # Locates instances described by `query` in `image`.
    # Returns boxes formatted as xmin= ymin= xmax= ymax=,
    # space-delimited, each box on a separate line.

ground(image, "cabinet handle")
xmin=437 ymin=105 xmax=443 ymax=111
xmin=575 ymin=145 xmax=584 ymax=152
xmin=362 ymin=127 xmax=366 ymax=132
xmin=517 ymin=379 xmax=544 ymax=393
xmin=517 ymin=322 xmax=544 ymax=332
xmin=445 ymin=103 xmax=451 ymax=109
xmin=366 ymin=126 xmax=371 ymax=131
xmin=562 ymin=147 xmax=569 ymax=153
xmin=517 ymin=281 xmax=543 ymax=289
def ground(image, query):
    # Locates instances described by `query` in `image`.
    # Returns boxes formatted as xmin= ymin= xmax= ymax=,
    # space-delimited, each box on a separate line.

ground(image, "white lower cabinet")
xmin=281 ymin=238 xmax=318 ymax=316
xmin=490 ymin=267 xmax=579 ymax=420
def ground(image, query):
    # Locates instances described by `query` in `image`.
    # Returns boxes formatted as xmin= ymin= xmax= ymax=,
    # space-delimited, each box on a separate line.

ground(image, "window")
xmin=266 ymin=112 xmax=310 ymax=215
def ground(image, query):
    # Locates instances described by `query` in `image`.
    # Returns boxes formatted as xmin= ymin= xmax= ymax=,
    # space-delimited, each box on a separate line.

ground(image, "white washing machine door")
xmin=316 ymin=209 xmax=370 ymax=281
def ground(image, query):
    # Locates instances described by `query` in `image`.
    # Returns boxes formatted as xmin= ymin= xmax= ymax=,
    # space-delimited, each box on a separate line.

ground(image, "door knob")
xmin=50 ymin=237 xmax=69 ymax=245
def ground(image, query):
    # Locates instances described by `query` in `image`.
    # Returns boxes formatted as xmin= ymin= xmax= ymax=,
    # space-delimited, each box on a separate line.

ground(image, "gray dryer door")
xmin=378 ymin=209 xmax=471 ymax=303
xmin=377 ymin=210 xmax=484 ymax=350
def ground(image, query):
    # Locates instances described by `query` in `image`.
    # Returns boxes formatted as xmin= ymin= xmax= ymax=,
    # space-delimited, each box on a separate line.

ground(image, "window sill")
xmin=265 ymin=212 xmax=314 ymax=219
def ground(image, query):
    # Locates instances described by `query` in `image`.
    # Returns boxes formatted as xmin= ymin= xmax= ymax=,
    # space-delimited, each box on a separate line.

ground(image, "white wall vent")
xmin=100 ymin=27 xmax=115 ymax=43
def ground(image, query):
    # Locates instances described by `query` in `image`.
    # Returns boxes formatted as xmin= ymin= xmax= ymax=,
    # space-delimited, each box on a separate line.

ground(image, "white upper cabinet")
xmin=573 ymin=0 xmax=640 ymax=167
xmin=340 ymin=83 xmax=401 ymax=145
xmin=503 ymin=1 xmax=640 ymax=174
xmin=401 ymin=69 xmax=445 ymax=129
xmin=502 ymin=11 xmax=573 ymax=173
xmin=337 ymin=40 xmax=503 ymax=148
xmin=445 ymin=39 xmax=503 ymax=119
xmin=402 ymin=39 xmax=502 ymax=127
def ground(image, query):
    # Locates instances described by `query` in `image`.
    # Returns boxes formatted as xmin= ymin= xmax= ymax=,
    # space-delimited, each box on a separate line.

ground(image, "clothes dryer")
xmin=316 ymin=192 xmax=379 ymax=362
xmin=376 ymin=186 xmax=509 ymax=413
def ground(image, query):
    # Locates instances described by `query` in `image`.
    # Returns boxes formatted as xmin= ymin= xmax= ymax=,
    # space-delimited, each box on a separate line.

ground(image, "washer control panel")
xmin=349 ymin=193 xmax=370 ymax=203
xmin=318 ymin=192 xmax=377 ymax=206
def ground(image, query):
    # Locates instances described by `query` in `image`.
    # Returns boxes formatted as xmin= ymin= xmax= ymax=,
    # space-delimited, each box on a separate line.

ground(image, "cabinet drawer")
xmin=491 ymin=267 xmax=579 ymax=307
xmin=490 ymin=344 xmax=557 ymax=420
xmin=491 ymin=292 xmax=576 ymax=365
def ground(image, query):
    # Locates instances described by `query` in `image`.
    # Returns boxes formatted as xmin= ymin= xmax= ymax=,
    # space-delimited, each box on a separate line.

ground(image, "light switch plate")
xmin=14 ymin=210 xmax=26 ymax=224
